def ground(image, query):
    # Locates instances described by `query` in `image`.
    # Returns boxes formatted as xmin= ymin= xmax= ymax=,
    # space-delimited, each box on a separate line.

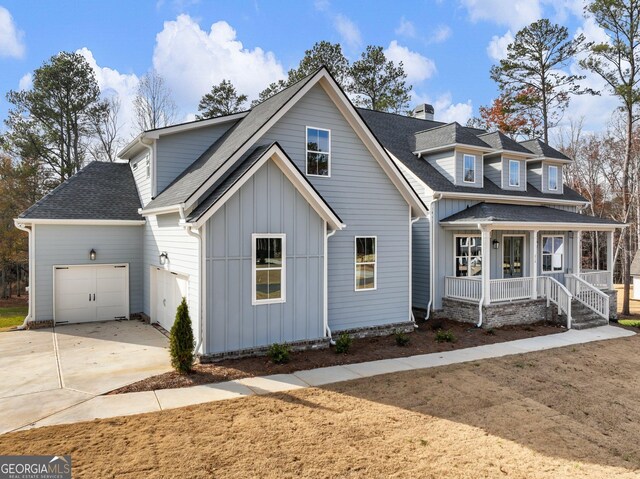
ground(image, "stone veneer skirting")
xmin=437 ymin=298 xmax=561 ymax=329
xmin=605 ymin=290 xmax=618 ymax=320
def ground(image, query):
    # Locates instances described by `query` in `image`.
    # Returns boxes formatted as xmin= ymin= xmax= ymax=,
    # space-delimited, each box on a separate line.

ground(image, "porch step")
xmin=570 ymin=299 xmax=609 ymax=330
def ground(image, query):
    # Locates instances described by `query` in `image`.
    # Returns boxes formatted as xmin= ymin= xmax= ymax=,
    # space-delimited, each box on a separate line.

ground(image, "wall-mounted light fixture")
xmin=492 ymin=239 xmax=500 ymax=250
xmin=159 ymin=252 xmax=168 ymax=265
xmin=89 ymin=249 xmax=97 ymax=261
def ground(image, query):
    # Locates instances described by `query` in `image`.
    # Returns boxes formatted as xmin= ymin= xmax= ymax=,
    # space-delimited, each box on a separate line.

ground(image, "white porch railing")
xmin=576 ymin=270 xmax=611 ymax=290
xmin=444 ymin=276 xmax=482 ymax=302
xmin=565 ymin=274 xmax=609 ymax=321
xmin=538 ymin=276 xmax=573 ymax=328
xmin=489 ymin=277 xmax=534 ymax=303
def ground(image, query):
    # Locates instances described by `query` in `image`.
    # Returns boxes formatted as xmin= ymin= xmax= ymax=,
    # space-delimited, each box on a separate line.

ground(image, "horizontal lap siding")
xmin=455 ymin=150 xmax=483 ymax=188
xmin=484 ymin=158 xmax=501 ymax=187
xmin=205 ymin=160 xmax=324 ymax=354
xmin=155 ymin=123 xmax=233 ymax=194
xmin=501 ymin=157 xmax=527 ymax=192
xmin=131 ymin=151 xmax=151 ymax=207
xmin=426 ymin=151 xmax=455 ymax=184
xmin=143 ymin=213 xmax=200 ymax=346
xmin=33 ymin=225 xmax=143 ymax=320
xmin=261 ymin=84 xmax=410 ymax=331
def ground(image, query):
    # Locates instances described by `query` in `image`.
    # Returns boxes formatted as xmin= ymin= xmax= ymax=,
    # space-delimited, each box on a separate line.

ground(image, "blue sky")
xmin=0 ymin=0 xmax=618 ymax=142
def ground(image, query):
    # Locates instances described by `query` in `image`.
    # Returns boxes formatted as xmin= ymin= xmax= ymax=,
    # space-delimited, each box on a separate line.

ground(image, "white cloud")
xmin=76 ymin=47 xmax=140 ymax=139
xmin=395 ymin=17 xmax=417 ymax=38
xmin=18 ymin=73 xmax=32 ymax=91
xmin=152 ymin=15 xmax=286 ymax=110
xmin=576 ymin=15 xmax=609 ymax=44
xmin=461 ymin=0 xmax=542 ymax=30
xmin=333 ymin=14 xmax=362 ymax=50
xmin=413 ymin=91 xmax=473 ymax=124
xmin=430 ymin=25 xmax=452 ymax=43
xmin=487 ymin=31 xmax=514 ymax=61
xmin=0 ymin=7 xmax=25 ymax=59
xmin=385 ymin=41 xmax=436 ymax=83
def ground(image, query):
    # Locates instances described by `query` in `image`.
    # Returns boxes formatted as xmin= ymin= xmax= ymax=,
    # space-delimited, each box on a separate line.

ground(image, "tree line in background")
xmin=1 ymin=0 xmax=639 ymax=313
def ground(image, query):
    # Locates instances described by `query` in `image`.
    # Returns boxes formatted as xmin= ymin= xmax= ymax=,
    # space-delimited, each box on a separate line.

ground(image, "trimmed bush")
xmin=169 ymin=297 xmax=194 ymax=374
xmin=435 ymin=329 xmax=456 ymax=343
xmin=268 ymin=343 xmax=290 ymax=364
xmin=394 ymin=329 xmax=410 ymax=346
xmin=619 ymin=319 xmax=640 ymax=328
xmin=335 ymin=332 xmax=352 ymax=354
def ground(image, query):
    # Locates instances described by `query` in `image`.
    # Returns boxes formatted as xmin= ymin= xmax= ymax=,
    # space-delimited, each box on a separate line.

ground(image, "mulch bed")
xmin=109 ymin=318 xmax=564 ymax=395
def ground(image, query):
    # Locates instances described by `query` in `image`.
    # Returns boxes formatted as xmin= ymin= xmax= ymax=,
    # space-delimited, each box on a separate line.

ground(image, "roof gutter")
xmin=424 ymin=193 xmax=442 ymax=320
xmin=434 ymin=191 xmax=590 ymax=208
xmin=413 ymin=143 xmax=493 ymax=156
xmin=440 ymin=221 xmax=624 ymax=230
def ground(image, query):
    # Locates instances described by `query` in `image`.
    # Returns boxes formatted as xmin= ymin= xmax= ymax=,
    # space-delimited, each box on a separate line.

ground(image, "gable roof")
xmin=414 ymin=122 xmax=492 ymax=153
xmin=440 ymin=202 xmax=622 ymax=228
xmin=358 ymin=108 xmax=587 ymax=204
xmin=519 ymin=139 xmax=571 ymax=161
xmin=477 ymin=131 xmax=533 ymax=156
xmin=18 ymin=162 xmax=142 ymax=222
xmin=185 ymin=142 xmax=345 ymax=230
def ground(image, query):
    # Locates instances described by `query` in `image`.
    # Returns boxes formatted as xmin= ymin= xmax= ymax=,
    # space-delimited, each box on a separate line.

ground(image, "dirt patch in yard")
xmin=1 ymin=329 xmax=639 ymax=478
xmin=110 ymin=319 xmax=563 ymax=394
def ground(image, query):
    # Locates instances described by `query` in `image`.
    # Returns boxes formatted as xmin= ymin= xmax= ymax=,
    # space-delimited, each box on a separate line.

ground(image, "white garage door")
xmin=154 ymin=268 xmax=188 ymax=332
xmin=54 ymin=264 xmax=129 ymax=324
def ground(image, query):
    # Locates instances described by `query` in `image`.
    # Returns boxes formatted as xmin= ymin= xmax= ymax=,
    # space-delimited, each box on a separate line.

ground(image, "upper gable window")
xmin=146 ymin=158 xmax=151 ymax=179
xmin=306 ymin=127 xmax=330 ymax=177
xmin=509 ymin=160 xmax=520 ymax=187
xmin=548 ymin=165 xmax=559 ymax=191
xmin=463 ymin=154 xmax=476 ymax=183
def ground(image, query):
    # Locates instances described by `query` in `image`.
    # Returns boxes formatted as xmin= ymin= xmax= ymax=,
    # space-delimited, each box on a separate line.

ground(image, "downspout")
xmin=14 ymin=221 xmax=32 ymax=329
xmin=477 ymin=223 xmax=485 ymax=328
xmin=425 ymin=193 xmax=442 ymax=320
xmin=179 ymin=205 xmax=205 ymax=356
xmin=409 ymin=215 xmax=421 ymax=328
xmin=325 ymin=228 xmax=337 ymax=345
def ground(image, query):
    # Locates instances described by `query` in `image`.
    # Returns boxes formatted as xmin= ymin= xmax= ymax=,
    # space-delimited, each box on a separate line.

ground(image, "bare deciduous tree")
xmin=89 ymin=96 xmax=125 ymax=162
xmin=133 ymin=70 xmax=178 ymax=132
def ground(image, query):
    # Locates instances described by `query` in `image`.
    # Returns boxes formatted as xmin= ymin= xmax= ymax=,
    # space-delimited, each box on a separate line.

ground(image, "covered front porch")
xmin=438 ymin=203 xmax=623 ymax=328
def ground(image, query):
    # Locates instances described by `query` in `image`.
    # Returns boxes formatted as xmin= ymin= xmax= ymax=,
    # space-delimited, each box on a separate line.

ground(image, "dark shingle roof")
xmin=477 ymin=131 xmax=533 ymax=155
xmin=519 ymin=139 xmax=571 ymax=161
xmin=19 ymin=162 xmax=142 ymax=221
xmin=414 ymin=122 xmax=491 ymax=152
xmin=440 ymin=202 xmax=622 ymax=226
xmin=145 ymin=71 xmax=319 ymax=211
xmin=358 ymin=108 xmax=586 ymax=203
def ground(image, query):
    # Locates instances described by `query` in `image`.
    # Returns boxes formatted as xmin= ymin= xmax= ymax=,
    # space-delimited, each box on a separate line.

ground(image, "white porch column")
xmin=606 ymin=230 xmax=614 ymax=289
xmin=482 ymin=227 xmax=491 ymax=305
xmin=573 ymin=230 xmax=581 ymax=275
xmin=531 ymin=230 xmax=538 ymax=299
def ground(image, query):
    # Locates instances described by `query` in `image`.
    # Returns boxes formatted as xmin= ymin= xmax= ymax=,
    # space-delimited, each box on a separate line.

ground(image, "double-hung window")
xmin=252 ymin=234 xmax=286 ymax=304
xmin=508 ymin=160 xmax=520 ymax=187
xmin=542 ymin=235 xmax=564 ymax=273
xmin=306 ymin=127 xmax=330 ymax=176
xmin=355 ymin=237 xmax=376 ymax=290
xmin=455 ymin=235 xmax=482 ymax=277
xmin=463 ymin=154 xmax=476 ymax=183
xmin=548 ymin=165 xmax=558 ymax=191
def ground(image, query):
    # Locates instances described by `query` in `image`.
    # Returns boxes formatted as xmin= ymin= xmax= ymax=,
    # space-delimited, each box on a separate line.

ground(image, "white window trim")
xmin=541 ymin=234 xmax=564 ymax=274
xmin=453 ymin=234 xmax=483 ymax=278
xmin=354 ymin=236 xmax=377 ymax=291
xmin=548 ymin=165 xmax=558 ymax=191
xmin=251 ymin=233 xmax=286 ymax=305
xmin=462 ymin=154 xmax=476 ymax=184
xmin=508 ymin=160 xmax=521 ymax=187
xmin=146 ymin=158 xmax=151 ymax=179
xmin=305 ymin=126 xmax=331 ymax=177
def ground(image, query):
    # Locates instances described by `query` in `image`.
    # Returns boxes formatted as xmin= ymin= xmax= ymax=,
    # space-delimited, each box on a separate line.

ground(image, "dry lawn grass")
xmin=2 ymin=334 xmax=640 ymax=478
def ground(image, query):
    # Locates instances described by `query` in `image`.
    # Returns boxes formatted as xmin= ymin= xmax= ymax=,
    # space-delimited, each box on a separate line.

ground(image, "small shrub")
xmin=619 ymin=319 xmax=640 ymax=328
xmin=268 ymin=343 xmax=290 ymax=364
xmin=394 ymin=329 xmax=410 ymax=346
xmin=335 ymin=332 xmax=352 ymax=354
xmin=435 ymin=329 xmax=456 ymax=343
xmin=170 ymin=297 xmax=194 ymax=374
xmin=484 ymin=328 xmax=496 ymax=336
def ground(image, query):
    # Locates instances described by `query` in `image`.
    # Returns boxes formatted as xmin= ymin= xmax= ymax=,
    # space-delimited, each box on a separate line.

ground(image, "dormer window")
xmin=306 ymin=127 xmax=330 ymax=177
xmin=509 ymin=160 xmax=520 ymax=187
xmin=463 ymin=154 xmax=476 ymax=183
xmin=548 ymin=165 xmax=558 ymax=191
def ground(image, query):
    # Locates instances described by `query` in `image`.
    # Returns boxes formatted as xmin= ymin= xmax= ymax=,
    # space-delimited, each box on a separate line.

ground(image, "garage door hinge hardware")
xmin=114 ymin=265 xmax=126 ymax=268
xmin=55 ymin=267 xmax=69 ymax=270
xmin=114 ymin=316 xmax=127 ymax=320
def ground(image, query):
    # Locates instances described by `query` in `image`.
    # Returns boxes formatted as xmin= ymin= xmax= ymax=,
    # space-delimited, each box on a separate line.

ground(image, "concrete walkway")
xmin=10 ymin=325 xmax=636 ymax=433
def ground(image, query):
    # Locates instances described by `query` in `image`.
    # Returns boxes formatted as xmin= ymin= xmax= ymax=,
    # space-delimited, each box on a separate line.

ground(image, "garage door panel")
xmin=155 ymin=270 xmax=188 ymax=332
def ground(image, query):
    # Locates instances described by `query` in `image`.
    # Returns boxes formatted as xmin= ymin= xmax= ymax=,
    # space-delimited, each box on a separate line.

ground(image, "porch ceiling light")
xmin=89 ymin=249 xmax=97 ymax=261
xmin=492 ymin=239 xmax=500 ymax=250
xmin=159 ymin=251 xmax=168 ymax=265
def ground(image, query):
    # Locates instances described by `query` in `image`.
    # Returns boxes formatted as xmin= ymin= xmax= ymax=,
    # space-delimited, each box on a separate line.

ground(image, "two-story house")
xmin=14 ymin=68 xmax=428 ymax=358
xmin=360 ymin=106 xmax=623 ymax=329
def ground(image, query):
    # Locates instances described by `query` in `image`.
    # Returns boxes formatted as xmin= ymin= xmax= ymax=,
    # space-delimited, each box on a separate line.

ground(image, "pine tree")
xmin=169 ymin=297 xmax=194 ymax=373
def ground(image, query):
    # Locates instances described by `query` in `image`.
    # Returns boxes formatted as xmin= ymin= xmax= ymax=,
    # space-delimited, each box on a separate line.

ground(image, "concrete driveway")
xmin=0 ymin=321 xmax=171 ymax=434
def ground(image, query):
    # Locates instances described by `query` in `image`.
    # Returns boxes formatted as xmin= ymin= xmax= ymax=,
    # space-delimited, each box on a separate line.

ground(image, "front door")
xmin=503 ymin=236 xmax=524 ymax=278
